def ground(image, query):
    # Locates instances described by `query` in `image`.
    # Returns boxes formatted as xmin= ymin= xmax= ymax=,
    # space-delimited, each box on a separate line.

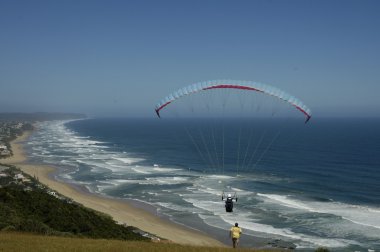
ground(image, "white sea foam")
xmin=204 ymin=174 xmax=235 ymax=180
xmin=131 ymin=166 xmax=152 ymax=174
xmin=112 ymin=157 xmax=143 ymax=165
xmin=257 ymin=193 xmax=313 ymax=211
xmin=153 ymin=167 xmax=182 ymax=172
xmin=183 ymin=198 xmax=223 ymax=213
xmin=156 ymin=202 xmax=199 ymax=213
xmin=230 ymin=187 xmax=244 ymax=192
xmin=97 ymin=179 xmax=141 ymax=191
xmin=60 ymin=173 xmax=74 ymax=180
xmin=75 ymin=159 xmax=112 ymax=173
xmin=59 ymin=160 xmax=79 ymax=167
xmin=146 ymin=176 xmax=189 ymax=185
xmin=196 ymin=186 xmax=223 ymax=196
xmin=104 ymin=162 xmax=126 ymax=169
xmin=258 ymin=193 xmax=380 ymax=230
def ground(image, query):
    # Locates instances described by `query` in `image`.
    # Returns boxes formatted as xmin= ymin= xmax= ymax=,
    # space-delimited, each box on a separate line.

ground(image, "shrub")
xmin=315 ymin=247 xmax=330 ymax=252
xmin=0 ymin=186 xmax=148 ymax=241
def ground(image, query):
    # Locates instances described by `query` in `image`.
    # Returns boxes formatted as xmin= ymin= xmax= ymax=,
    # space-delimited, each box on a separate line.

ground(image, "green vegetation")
xmin=0 ymin=166 xmax=148 ymax=241
xmin=0 ymin=187 xmax=144 ymax=240
xmin=0 ymin=232 xmax=261 ymax=252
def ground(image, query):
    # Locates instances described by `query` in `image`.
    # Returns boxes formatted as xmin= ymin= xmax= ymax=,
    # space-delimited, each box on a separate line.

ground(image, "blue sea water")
xmin=26 ymin=118 xmax=380 ymax=251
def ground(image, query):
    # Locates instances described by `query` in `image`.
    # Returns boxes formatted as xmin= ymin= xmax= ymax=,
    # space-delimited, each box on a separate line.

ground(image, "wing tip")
xmin=305 ymin=115 xmax=311 ymax=123
xmin=155 ymin=109 xmax=161 ymax=118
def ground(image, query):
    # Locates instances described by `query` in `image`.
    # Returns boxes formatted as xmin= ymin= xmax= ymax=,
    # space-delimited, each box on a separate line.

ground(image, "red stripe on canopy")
xmin=203 ymin=84 xmax=263 ymax=92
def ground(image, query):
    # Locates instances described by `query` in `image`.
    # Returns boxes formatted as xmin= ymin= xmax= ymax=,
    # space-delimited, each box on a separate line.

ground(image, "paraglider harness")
xmin=222 ymin=192 xmax=238 ymax=212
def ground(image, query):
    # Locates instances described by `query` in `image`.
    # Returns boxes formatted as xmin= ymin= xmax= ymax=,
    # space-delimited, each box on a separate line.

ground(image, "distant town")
xmin=0 ymin=112 xmax=85 ymax=158
xmin=0 ymin=121 xmax=33 ymax=157
xmin=0 ymin=164 xmax=71 ymax=203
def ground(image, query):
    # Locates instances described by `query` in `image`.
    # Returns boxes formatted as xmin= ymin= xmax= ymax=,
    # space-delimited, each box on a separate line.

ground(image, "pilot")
xmin=225 ymin=193 xmax=234 ymax=212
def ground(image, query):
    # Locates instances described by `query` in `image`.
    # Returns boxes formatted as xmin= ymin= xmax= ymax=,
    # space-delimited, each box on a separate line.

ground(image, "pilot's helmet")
xmin=228 ymin=194 xmax=232 ymax=197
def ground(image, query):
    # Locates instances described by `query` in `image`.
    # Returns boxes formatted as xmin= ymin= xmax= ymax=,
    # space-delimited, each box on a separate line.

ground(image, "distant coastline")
xmin=0 ymin=112 xmax=86 ymax=122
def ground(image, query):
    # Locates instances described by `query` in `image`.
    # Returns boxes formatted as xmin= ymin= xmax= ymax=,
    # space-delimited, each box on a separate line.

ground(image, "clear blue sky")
xmin=1 ymin=0 xmax=379 ymax=117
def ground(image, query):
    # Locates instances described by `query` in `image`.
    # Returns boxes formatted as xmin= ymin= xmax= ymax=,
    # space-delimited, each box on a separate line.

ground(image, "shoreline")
xmin=2 ymin=129 xmax=225 ymax=247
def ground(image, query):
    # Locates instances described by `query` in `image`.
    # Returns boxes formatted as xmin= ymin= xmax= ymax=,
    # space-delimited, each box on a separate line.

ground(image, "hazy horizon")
xmin=1 ymin=0 xmax=379 ymax=118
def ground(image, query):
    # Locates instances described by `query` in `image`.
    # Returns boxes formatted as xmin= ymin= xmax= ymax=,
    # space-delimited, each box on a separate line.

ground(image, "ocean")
xmin=25 ymin=117 xmax=380 ymax=251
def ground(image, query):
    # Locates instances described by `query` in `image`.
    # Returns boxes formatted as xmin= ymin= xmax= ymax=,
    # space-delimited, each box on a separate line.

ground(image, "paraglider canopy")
xmin=155 ymin=80 xmax=312 ymax=123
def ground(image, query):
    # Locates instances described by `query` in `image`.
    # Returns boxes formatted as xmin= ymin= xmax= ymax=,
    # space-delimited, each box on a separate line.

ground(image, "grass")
xmin=0 ymin=232 xmax=273 ymax=252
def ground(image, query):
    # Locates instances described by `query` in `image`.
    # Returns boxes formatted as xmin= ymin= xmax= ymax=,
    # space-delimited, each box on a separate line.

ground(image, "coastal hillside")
xmin=0 ymin=165 xmax=148 ymax=241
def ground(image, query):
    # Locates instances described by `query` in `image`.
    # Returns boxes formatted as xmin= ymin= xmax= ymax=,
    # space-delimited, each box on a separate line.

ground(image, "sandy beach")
xmin=2 ymin=130 xmax=225 ymax=247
